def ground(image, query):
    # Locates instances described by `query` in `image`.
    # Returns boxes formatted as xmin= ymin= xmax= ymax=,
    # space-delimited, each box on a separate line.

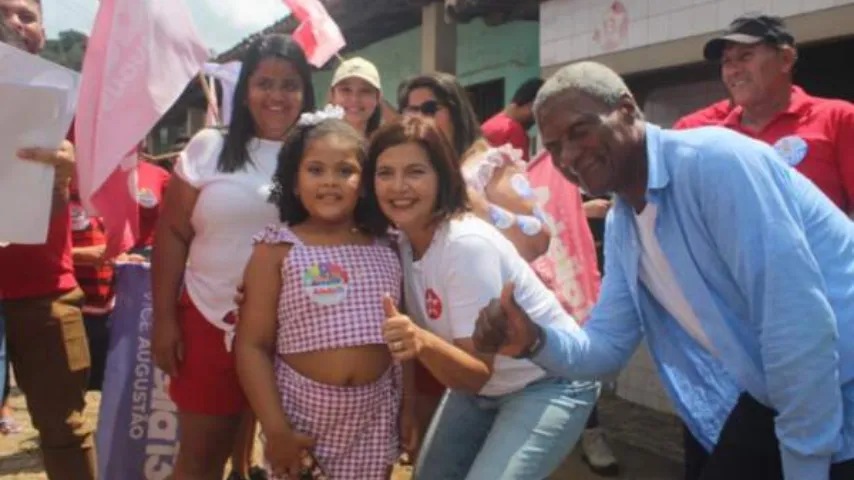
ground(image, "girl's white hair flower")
xmin=296 ymin=104 xmax=346 ymax=127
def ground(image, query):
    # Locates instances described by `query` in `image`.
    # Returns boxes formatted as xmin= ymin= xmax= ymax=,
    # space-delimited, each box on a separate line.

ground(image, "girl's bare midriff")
xmin=281 ymin=344 xmax=392 ymax=386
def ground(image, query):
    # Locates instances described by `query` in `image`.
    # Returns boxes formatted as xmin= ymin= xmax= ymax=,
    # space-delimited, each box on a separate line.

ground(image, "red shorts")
xmin=169 ymin=291 xmax=247 ymax=416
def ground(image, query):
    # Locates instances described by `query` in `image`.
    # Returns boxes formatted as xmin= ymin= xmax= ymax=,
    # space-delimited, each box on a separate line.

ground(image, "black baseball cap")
xmin=703 ymin=13 xmax=795 ymax=61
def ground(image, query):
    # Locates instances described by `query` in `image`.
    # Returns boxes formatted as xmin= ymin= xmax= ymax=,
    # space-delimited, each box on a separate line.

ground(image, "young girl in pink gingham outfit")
xmin=235 ymin=107 xmax=411 ymax=480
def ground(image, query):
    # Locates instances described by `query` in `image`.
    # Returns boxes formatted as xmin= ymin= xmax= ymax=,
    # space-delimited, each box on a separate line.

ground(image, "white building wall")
xmin=541 ymin=0 xmax=853 ymax=68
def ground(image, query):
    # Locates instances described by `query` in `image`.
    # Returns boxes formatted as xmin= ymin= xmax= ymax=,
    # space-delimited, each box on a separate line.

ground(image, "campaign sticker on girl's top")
xmin=302 ymin=262 xmax=350 ymax=306
xmin=425 ymin=288 xmax=443 ymax=320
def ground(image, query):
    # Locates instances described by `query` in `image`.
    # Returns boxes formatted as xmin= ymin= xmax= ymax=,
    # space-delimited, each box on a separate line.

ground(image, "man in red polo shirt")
xmin=482 ymin=78 xmax=545 ymax=162
xmin=674 ymin=13 xmax=854 ymax=479
xmin=676 ymin=13 xmax=854 ymax=216
xmin=0 ymin=0 xmax=96 ymax=478
xmin=672 ymin=98 xmax=732 ymax=130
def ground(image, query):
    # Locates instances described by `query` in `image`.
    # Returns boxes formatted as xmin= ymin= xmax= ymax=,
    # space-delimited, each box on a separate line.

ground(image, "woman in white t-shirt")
xmin=365 ymin=116 xmax=599 ymax=479
xmin=151 ymin=34 xmax=315 ymax=480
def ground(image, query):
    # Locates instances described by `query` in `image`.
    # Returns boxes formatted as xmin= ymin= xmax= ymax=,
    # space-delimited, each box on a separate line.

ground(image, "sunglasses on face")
xmin=402 ymin=100 xmax=443 ymax=117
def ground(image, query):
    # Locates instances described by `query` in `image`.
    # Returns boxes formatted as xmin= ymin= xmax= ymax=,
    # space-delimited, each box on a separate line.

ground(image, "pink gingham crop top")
xmin=252 ymin=224 xmax=402 ymax=355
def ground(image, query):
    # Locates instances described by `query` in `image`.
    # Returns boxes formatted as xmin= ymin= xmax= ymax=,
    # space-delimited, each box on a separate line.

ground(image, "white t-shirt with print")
xmin=173 ymin=129 xmax=283 ymax=332
xmin=401 ymin=215 xmax=580 ymax=396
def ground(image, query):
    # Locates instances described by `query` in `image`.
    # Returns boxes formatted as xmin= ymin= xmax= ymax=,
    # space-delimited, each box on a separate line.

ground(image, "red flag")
xmin=283 ymin=0 xmax=346 ymax=67
xmin=75 ymin=0 xmax=208 ymax=256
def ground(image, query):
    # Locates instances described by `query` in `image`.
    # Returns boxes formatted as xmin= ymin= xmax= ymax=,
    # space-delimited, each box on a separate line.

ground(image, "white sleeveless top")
xmin=173 ymin=129 xmax=282 ymax=338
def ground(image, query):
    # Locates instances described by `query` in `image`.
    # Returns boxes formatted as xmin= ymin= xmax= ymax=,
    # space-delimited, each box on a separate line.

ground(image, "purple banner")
xmin=97 ymin=263 xmax=180 ymax=480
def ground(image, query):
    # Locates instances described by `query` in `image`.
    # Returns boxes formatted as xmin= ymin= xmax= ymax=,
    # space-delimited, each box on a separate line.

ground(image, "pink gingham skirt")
xmin=267 ymin=358 xmax=402 ymax=479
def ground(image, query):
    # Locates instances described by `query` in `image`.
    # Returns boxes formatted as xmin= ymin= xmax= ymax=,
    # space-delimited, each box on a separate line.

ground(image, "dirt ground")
xmin=0 ymin=385 xmax=411 ymax=480
xmin=0 ymin=382 xmax=681 ymax=480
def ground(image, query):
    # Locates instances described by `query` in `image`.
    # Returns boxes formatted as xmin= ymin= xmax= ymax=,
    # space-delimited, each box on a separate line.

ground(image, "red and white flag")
xmin=283 ymin=0 xmax=346 ymax=67
xmin=75 ymin=0 xmax=208 ymax=256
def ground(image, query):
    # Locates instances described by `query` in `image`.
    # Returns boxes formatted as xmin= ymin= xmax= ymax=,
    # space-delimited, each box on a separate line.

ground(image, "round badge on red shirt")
xmin=70 ymin=204 xmax=91 ymax=232
xmin=425 ymin=288 xmax=442 ymax=320
xmin=773 ymin=135 xmax=808 ymax=167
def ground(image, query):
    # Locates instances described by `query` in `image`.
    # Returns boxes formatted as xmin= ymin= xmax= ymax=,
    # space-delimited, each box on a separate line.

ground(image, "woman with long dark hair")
xmin=151 ymin=34 xmax=315 ymax=479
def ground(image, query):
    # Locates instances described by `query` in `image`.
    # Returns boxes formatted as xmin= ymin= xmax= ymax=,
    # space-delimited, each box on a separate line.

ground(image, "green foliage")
xmin=41 ymin=29 xmax=88 ymax=71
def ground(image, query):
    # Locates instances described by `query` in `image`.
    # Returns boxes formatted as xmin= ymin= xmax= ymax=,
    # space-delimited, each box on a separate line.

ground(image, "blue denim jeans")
xmin=414 ymin=377 xmax=599 ymax=480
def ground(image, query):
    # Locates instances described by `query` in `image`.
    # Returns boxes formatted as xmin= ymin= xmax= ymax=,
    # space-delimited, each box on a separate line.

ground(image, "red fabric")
xmin=717 ymin=87 xmax=854 ymax=212
xmin=169 ymin=291 xmax=247 ymax=415
xmin=414 ymin=360 xmax=445 ymax=396
xmin=0 ymin=127 xmax=77 ymax=300
xmin=673 ymin=90 xmax=854 ymax=212
xmin=482 ymin=112 xmax=531 ymax=161
xmin=672 ymin=99 xmax=733 ymax=129
xmin=134 ymin=162 xmax=170 ymax=249
xmin=283 ymin=0 xmax=346 ymax=67
xmin=70 ymin=193 xmax=114 ymax=311
xmin=0 ymin=210 xmax=77 ymax=300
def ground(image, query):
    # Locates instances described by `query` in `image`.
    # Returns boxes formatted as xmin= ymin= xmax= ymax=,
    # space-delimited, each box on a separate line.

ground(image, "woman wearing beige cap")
xmin=329 ymin=57 xmax=384 ymax=137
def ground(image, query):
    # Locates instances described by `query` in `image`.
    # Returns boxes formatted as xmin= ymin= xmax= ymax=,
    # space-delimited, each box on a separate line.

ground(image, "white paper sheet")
xmin=0 ymin=42 xmax=79 ymax=245
xmin=0 ymin=41 xmax=79 ymax=109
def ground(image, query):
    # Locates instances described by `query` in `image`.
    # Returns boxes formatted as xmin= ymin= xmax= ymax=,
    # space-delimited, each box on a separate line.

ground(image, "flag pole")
xmin=197 ymin=72 xmax=221 ymax=125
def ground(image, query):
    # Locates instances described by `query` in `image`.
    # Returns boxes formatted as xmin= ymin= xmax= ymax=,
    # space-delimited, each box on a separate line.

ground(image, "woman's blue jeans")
xmin=415 ymin=377 xmax=599 ymax=479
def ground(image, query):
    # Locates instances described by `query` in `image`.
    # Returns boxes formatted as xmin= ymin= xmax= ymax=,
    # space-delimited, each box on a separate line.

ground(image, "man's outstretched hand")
xmin=473 ymin=283 xmax=541 ymax=358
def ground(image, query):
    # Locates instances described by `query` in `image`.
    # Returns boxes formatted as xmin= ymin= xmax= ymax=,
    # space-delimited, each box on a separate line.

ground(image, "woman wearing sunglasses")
xmin=397 ymin=73 xmax=551 ymax=263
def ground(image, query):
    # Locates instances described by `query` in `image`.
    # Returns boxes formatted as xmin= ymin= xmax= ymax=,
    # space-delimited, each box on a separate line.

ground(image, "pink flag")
xmin=75 ymin=0 xmax=208 ymax=256
xmin=527 ymin=151 xmax=601 ymax=323
xmin=283 ymin=0 xmax=346 ymax=67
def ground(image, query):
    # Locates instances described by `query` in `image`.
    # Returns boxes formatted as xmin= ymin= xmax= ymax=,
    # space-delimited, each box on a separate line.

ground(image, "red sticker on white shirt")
xmin=425 ymin=288 xmax=442 ymax=320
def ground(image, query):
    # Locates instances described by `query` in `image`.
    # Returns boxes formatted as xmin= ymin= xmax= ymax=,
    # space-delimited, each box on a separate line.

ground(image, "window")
xmin=465 ymin=78 xmax=505 ymax=123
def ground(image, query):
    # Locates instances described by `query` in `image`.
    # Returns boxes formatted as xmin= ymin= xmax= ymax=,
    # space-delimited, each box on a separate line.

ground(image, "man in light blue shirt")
xmin=473 ymin=61 xmax=854 ymax=480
